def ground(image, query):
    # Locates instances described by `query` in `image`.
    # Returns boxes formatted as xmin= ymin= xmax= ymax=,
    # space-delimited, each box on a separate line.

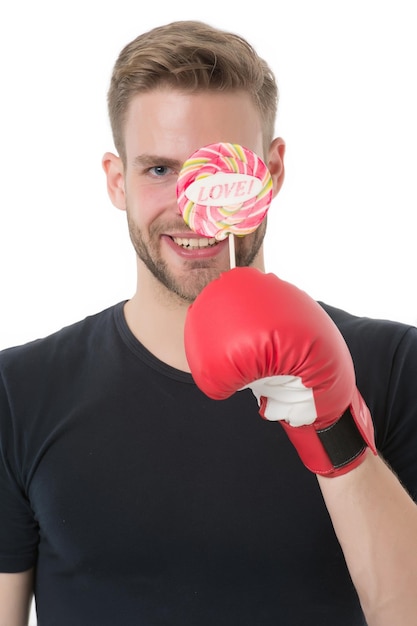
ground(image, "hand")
xmin=184 ymin=267 xmax=376 ymax=476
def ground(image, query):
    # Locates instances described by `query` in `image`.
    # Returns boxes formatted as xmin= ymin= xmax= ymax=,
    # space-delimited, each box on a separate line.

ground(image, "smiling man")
xmin=105 ymin=90 xmax=278 ymax=295
xmin=1 ymin=20 xmax=417 ymax=626
xmin=102 ymin=87 xmax=284 ymax=369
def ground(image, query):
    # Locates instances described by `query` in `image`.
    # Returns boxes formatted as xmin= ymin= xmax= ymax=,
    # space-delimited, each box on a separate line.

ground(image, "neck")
xmin=124 ymin=250 xmax=266 ymax=373
xmin=124 ymin=269 xmax=192 ymax=373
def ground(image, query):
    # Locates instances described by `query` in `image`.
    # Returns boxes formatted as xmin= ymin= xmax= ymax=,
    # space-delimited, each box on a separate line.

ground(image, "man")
xmin=1 ymin=20 xmax=417 ymax=626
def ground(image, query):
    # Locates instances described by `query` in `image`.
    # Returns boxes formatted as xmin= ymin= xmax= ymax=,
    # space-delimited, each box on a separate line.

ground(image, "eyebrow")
xmin=132 ymin=154 xmax=184 ymax=170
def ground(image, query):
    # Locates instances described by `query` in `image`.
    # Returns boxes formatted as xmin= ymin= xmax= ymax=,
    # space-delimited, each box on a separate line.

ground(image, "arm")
xmin=0 ymin=569 xmax=34 ymax=626
xmin=318 ymin=452 xmax=417 ymax=626
xmin=184 ymin=267 xmax=417 ymax=623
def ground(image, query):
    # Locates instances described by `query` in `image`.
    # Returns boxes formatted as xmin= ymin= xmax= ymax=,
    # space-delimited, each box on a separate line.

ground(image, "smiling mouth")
xmin=172 ymin=236 xmax=218 ymax=249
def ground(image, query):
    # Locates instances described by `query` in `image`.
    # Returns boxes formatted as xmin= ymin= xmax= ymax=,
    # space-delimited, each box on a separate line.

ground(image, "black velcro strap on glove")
xmin=317 ymin=409 xmax=367 ymax=470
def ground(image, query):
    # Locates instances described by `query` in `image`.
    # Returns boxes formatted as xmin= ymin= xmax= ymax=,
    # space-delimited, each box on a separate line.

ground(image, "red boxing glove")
xmin=184 ymin=267 xmax=377 ymax=476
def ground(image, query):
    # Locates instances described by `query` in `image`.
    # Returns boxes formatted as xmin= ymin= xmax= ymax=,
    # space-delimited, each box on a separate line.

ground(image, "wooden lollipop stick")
xmin=228 ymin=233 xmax=236 ymax=269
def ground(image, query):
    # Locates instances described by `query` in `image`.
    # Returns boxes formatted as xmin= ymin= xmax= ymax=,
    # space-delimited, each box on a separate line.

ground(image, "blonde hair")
xmin=107 ymin=21 xmax=278 ymax=162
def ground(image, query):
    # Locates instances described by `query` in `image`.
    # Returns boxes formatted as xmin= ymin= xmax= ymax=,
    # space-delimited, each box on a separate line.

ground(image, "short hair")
xmin=107 ymin=20 xmax=278 ymax=162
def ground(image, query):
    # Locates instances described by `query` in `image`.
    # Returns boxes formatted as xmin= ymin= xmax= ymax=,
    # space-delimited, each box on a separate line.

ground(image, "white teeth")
xmin=173 ymin=236 xmax=217 ymax=249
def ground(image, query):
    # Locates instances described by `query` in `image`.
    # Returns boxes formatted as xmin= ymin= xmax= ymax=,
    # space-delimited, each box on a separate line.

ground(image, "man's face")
xmin=120 ymin=88 xmax=268 ymax=303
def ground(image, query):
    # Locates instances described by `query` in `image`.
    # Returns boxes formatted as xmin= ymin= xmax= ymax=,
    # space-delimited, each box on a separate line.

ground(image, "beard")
xmin=126 ymin=211 xmax=267 ymax=303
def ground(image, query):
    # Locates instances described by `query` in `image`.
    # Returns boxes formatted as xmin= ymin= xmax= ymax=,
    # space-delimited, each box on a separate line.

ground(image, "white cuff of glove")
xmin=242 ymin=375 xmax=317 ymax=427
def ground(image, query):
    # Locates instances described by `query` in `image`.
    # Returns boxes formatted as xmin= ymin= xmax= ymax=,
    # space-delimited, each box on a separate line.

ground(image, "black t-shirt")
xmin=1 ymin=301 xmax=416 ymax=625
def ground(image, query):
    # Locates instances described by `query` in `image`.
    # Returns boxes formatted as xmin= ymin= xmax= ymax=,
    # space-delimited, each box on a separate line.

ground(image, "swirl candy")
xmin=176 ymin=143 xmax=273 ymax=241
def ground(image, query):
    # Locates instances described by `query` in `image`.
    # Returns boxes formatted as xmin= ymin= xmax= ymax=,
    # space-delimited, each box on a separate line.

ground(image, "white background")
xmin=1 ymin=0 xmax=417 ymax=355
xmin=0 ymin=0 xmax=415 ymax=619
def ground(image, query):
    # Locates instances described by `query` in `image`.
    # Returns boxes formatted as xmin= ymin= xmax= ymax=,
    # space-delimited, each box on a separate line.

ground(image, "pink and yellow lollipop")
xmin=176 ymin=143 xmax=273 ymax=241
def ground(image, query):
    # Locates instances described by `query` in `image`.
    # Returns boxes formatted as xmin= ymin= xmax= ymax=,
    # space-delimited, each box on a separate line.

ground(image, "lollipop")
xmin=176 ymin=143 xmax=273 ymax=266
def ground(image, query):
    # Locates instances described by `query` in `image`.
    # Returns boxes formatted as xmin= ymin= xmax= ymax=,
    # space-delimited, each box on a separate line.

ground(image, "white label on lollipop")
xmin=184 ymin=172 xmax=263 ymax=207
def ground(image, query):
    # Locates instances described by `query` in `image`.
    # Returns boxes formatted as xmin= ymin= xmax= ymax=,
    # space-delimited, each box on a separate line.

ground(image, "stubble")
xmin=126 ymin=211 xmax=267 ymax=303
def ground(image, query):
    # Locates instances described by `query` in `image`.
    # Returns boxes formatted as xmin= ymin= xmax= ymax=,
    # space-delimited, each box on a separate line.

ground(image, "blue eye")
xmin=150 ymin=165 xmax=170 ymax=176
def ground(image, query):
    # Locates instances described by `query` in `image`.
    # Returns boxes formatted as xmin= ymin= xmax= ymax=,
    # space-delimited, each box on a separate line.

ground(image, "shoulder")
xmin=0 ymin=303 xmax=124 ymax=384
xmin=319 ymin=300 xmax=417 ymax=410
xmin=319 ymin=301 xmax=417 ymax=363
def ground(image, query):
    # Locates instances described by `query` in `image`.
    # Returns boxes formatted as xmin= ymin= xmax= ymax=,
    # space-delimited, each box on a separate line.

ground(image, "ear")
xmin=102 ymin=152 xmax=126 ymax=211
xmin=267 ymin=137 xmax=286 ymax=199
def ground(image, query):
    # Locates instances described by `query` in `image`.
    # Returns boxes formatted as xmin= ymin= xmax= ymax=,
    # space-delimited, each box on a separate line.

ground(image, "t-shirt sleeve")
xmin=324 ymin=303 xmax=417 ymax=501
xmin=0 ymin=366 xmax=39 ymax=572
xmin=377 ymin=326 xmax=417 ymax=500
